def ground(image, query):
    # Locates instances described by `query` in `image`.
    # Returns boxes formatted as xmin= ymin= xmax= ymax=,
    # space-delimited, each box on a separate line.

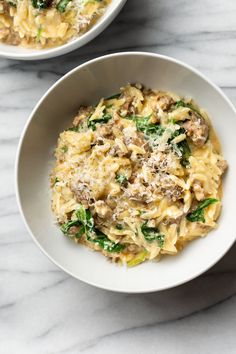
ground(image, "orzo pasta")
xmin=50 ymin=84 xmax=227 ymax=266
xmin=0 ymin=0 xmax=110 ymax=48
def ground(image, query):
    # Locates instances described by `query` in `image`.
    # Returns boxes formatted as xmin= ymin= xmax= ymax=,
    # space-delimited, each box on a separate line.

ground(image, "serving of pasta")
xmin=0 ymin=0 xmax=110 ymax=48
xmin=50 ymin=84 xmax=227 ymax=267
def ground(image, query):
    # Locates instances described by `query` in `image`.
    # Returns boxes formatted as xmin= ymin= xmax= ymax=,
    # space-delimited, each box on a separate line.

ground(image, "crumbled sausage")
xmin=148 ymin=151 xmax=180 ymax=174
xmin=156 ymin=173 xmax=184 ymax=201
xmin=69 ymin=226 xmax=81 ymax=235
xmin=119 ymin=96 xmax=134 ymax=116
xmin=73 ymin=106 xmax=93 ymax=126
xmin=217 ymin=159 xmax=228 ymax=175
xmin=71 ymin=182 xmax=91 ymax=208
xmin=124 ymin=182 xmax=153 ymax=202
xmin=157 ymin=95 xmax=174 ymax=111
xmin=120 ymin=85 xmax=144 ymax=116
xmin=94 ymin=120 xmax=118 ymax=140
xmin=109 ymin=139 xmax=130 ymax=157
xmin=127 ymin=244 xmax=139 ymax=252
xmin=162 ymin=218 xmax=180 ymax=226
xmin=182 ymin=112 xmax=209 ymax=147
xmin=159 ymin=183 xmax=183 ymax=202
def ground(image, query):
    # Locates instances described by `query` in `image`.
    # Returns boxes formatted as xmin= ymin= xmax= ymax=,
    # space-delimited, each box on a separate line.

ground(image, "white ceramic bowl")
xmin=16 ymin=52 xmax=236 ymax=293
xmin=0 ymin=0 xmax=126 ymax=60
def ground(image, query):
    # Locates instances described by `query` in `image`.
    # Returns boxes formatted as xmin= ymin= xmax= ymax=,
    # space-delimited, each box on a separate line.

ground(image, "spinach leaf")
xmin=7 ymin=0 xmax=16 ymax=7
xmin=60 ymin=204 xmax=93 ymax=238
xmin=61 ymin=145 xmax=68 ymax=153
xmin=60 ymin=219 xmax=84 ymax=239
xmin=186 ymin=198 xmax=218 ymax=222
xmin=105 ymin=93 xmax=121 ymax=100
xmin=171 ymin=127 xmax=191 ymax=167
xmin=88 ymin=112 xmax=112 ymax=131
xmin=175 ymin=100 xmax=188 ymax=109
xmin=141 ymin=222 xmax=165 ymax=248
xmin=175 ymin=100 xmax=201 ymax=115
xmin=61 ymin=205 xmax=125 ymax=252
xmin=53 ymin=177 xmax=59 ymax=185
xmin=178 ymin=140 xmax=191 ymax=167
xmin=88 ymin=230 xmax=125 ymax=253
xmin=138 ymin=210 xmax=145 ymax=216
xmin=76 ymin=205 xmax=94 ymax=233
xmin=31 ymin=0 xmax=52 ymax=9
xmin=56 ymin=0 xmax=71 ymax=12
xmin=115 ymin=224 xmax=123 ymax=230
xmin=67 ymin=126 xmax=82 ymax=132
xmin=126 ymin=115 xmax=164 ymax=137
xmin=116 ymin=174 xmax=128 ymax=184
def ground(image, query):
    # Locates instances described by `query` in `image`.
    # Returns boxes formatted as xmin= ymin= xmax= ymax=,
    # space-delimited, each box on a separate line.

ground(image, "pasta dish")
xmin=0 ymin=0 xmax=110 ymax=48
xmin=50 ymin=84 xmax=227 ymax=266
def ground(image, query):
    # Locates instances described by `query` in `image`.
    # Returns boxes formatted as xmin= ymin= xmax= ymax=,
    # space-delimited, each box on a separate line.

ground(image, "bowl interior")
xmin=17 ymin=53 xmax=236 ymax=292
xmin=0 ymin=0 xmax=126 ymax=60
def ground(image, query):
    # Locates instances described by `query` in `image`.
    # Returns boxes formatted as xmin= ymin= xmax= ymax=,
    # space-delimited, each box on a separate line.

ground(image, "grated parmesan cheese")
xmin=50 ymin=84 xmax=227 ymax=266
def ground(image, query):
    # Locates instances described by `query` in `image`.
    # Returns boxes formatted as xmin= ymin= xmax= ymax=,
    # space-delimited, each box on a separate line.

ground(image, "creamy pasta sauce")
xmin=0 ymin=0 xmax=110 ymax=48
xmin=50 ymin=84 xmax=227 ymax=266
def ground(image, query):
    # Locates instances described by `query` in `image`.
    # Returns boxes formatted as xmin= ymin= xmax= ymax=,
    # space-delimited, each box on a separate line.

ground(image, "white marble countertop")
xmin=1 ymin=0 xmax=236 ymax=353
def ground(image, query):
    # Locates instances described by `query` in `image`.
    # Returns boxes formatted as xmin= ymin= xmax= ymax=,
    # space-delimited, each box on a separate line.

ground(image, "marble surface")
xmin=1 ymin=0 xmax=236 ymax=353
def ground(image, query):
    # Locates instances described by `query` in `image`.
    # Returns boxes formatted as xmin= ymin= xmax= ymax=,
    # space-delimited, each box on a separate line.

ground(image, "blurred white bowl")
xmin=16 ymin=52 xmax=236 ymax=292
xmin=0 ymin=0 xmax=126 ymax=60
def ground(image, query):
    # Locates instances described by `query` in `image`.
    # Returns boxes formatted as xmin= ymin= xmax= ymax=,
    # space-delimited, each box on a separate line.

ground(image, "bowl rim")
xmin=0 ymin=0 xmax=127 ymax=60
xmin=15 ymin=51 xmax=236 ymax=293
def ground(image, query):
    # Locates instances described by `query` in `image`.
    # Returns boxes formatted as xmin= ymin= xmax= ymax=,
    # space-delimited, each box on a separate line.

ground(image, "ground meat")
xmin=157 ymin=95 xmax=174 ymax=111
xmin=6 ymin=31 xmax=21 ymax=45
xmin=127 ymin=244 xmax=141 ymax=253
xmin=95 ymin=124 xmax=114 ymax=139
xmin=148 ymin=151 xmax=180 ymax=174
xmin=0 ymin=27 xmax=10 ymax=41
xmin=123 ymin=135 xmax=145 ymax=149
xmin=217 ymin=159 xmax=228 ymax=175
xmin=119 ymin=96 xmax=134 ymax=116
xmin=162 ymin=217 xmax=181 ymax=226
xmin=69 ymin=226 xmax=81 ymax=235
xmin=1 ymin=1 xmax=10 ymax=13
xmin=159 ymin=183 xmax=183 ymax=202
xmin=71 ymin=181 xmax=91 ymax=208
xmin=119 ymin=86 xmax=143 ymax=116
xmin=73 ymin=106 xmax=93 ymax=126
xmin=182 ymin=112 xmax=209 ymax=147
xmin=0 ymin=19 xmax=21 ymax=45
xmin=109 ymin=144 xmax=130 ymax=158
xmin=157 ymin=174 xmax=184 ymax=201
xmin=124 ymin=182 xmax=153 ymax=203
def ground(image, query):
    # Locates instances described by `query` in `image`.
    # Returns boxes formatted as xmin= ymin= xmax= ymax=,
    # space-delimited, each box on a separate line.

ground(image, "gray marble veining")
xmin=1 ymin=0 xmax=236 ymax=353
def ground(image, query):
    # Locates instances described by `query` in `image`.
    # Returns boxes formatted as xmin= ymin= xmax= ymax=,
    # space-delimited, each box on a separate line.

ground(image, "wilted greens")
xmin=56 ymin=0 xmax=71 ymax=12
xmin=141 ymin=222 xmax=165 ymax=248
xmin=31 ymin=0 xmax=52 ymax=9
xmin=171 ymin=127 xmax=191 ymax=167
xmin=126 ymin=115 xmax=164 ymax=137
xmin=116 ymin=174 xmax=128 ymax=185
xmin=60 ymin=205 xmax=125 ymax=252
xmin=88 ymin=111 xmax=112 ymax=130
xmin=186 ymin=198 xmax=218 ymax=222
